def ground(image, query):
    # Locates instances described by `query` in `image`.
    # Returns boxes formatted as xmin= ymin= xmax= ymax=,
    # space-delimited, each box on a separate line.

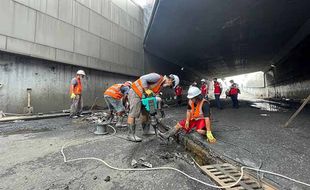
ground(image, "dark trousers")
xmin=230 ymin=94 xmax=239 ymax=108
xmin=214 ymin=94 xmax=222 ymax=109
xmin=176 ymin=96 xmax=182 ymax=105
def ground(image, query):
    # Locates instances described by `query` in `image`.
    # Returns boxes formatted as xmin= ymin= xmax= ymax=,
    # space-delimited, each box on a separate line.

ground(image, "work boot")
xmin=159 ymin=110 xmax=165 ymax=118
xmin=158 ymin=127 xmax=178 ymax=139
xmin=119 ymin=116 xmax=128 ymax=127
xmin=142 ymin=124 xmax=155 ymax=135
xmin=115 ymin=116 xmax=122 ymax=127
xmin=127 ymin=124 xmax=142 ymax=142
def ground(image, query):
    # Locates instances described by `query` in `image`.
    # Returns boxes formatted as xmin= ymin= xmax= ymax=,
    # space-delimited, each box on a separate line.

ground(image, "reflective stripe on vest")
xmin=73 ymin=78 xmax=82 ymax=95
xmin=104 ymin=84 xmax=124 ymax=100
xmin=131 ymin=75 xmax=164 ymax=98
xmin=229 ymin=83 xmax=238 ymax=95
xmin=214 ymin=82 xmax=221 ymax=94
xmin=189 ymin=99 xmax=206 ymax=120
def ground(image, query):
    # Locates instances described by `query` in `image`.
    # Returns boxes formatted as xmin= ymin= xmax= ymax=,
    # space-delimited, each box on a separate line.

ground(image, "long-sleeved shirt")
xmin=140 ymin=73 xmax=162 ymax=89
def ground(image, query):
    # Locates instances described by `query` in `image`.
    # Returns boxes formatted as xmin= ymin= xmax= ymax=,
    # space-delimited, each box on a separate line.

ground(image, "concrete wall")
xmin=0 ymin=0 xmax=144 ymax=76
xmin=0 ymin=0 xmax=144 ymax=113
xmin=0 ymin=51 xmax=136 ymax=113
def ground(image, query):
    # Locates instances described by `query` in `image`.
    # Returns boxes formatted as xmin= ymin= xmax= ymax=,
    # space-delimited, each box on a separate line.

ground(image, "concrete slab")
xmin=56 ymin=49 xmax=74 ymax=64
xmin=31 ymin=43 xmax=56 ymax=60
xmin=7 ymin=37 xmax=32 ymax=55
xmin=160 ymin=99 xmax=310 ymax=189
xmin=35 ymin=12 xmax=74 ymax=52
xmin=72 ymin=53 xmax=88 ymax=67
xmin=0 ymin=0 xmax=14 ymax=36
xmin=0 ymin=35 xmax=6 ymax=50
xmin=0 ymin=117 xmax=215 ymax=190
xmin=90 ymin=0 xmax=101 ymax=14
xmin=111 ymin=3 xmax=120 ymax=24
xmin=100 ymin=38 xmax=117 ymax=63
xmin=74 ymin=28 xmax=100 ymax=58
xmin=73 ymin=1 xmax=90 ymax=31
xmin=12 ymin=3 xmax=36 ymax=42
xmin=77 ymin=0 xmax=91 ymax=8
xmin=58 ymin=0 xmax=73 ymax=24
xmin=46 ymin=0 xmax=59 ymax=18
xmin=101 ymin=0 xmax=112 ymax=20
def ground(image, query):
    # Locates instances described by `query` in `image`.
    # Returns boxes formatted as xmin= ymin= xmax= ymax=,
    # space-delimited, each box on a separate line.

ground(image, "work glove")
xmin=145 ymin=89 xmax=153 ymax=96
xmin=70 ymin=93 xmax=76 ymax=99
xmin=206 ymin=131 xmax=216 ymax=144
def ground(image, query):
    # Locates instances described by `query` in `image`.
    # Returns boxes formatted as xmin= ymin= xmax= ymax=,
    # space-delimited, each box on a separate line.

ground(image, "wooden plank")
xmin=284 ymin=94 xmax=310 ymax=127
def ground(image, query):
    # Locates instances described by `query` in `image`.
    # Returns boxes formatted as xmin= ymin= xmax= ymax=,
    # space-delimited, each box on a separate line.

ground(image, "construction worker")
xmin=104 ymin=81 xmax=132 ymax=127
xmin=70 ymin=70 xmax=86 ymax=118
xmin=127 ymin=73 xmax=180 ymax=142
xmin=201 ymin=79 xmax=208 ymax=100
xmin=229 ymin=80 xmax=240 ymax=108
xmin=159 ymin=86 xmax=216 ymax=143
xmin=190 ymin=81 xmax=197 ymax=87
xmin=175 ymin=85 xmax=183 ymax=105
xmin=213 ymin=78 xmax=223 ymax=109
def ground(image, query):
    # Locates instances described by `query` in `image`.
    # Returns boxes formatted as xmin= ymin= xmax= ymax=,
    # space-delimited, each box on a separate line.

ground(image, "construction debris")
xmin=131 ymin=158 xmax=153 ymax=168
xmin=104 ymin=176 xmax=111 ymax=182
xmin=131 ymin=159 xmax=138 ymax=168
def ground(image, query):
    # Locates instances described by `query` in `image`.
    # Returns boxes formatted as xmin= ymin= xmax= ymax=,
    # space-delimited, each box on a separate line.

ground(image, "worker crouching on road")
xmin=127 ymin=73 xmax=180 ymax=142
xmin=104 ymin=81 xmax=132 ymax=127
xmin=70 ymin=70 xmax=86 ymax=119
xmin=159 ymin=86 xmax=216 ymax=143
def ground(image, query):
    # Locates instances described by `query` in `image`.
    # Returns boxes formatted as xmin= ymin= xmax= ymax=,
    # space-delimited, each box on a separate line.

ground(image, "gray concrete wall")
xmin=0 ymin=0 xmax=144 ymax=76
xmin=0 ymin=0 xmax=144 ymax=113
xmin=0 ymin=51 xmax=136 ymax=113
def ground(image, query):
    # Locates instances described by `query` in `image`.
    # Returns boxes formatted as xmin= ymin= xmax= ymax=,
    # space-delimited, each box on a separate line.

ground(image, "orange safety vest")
xmin=71 ymin=77 xmax=82 ymax=95
xmin=131 ymin=75 xmax=164 ymax=98
xmin=104 ymin=84 xmax=124 ymax=100
xmin=189 ymin=99 xmax=207 ymax=120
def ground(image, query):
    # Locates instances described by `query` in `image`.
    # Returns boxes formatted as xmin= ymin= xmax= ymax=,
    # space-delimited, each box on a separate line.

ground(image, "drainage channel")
xmin=158 ymin=123 xmax=278 ymax=190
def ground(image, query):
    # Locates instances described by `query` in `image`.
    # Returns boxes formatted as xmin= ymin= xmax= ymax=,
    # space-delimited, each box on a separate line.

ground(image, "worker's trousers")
xmin=214 ymin=94 xmax=222 ymax=109
xmin=70 ymin=94 xmax=83 ymax=116
xmin=230 ymin=94 xmax=239 ymax=108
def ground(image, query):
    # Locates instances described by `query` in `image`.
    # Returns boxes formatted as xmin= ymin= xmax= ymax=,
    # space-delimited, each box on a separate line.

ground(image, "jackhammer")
xmin=141 ymin=93 xmax=161 ymax=137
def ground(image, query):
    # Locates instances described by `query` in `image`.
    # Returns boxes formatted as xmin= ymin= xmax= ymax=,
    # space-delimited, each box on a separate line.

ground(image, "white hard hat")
xmin=77 ymin=70 xmax=86 ymax=76
xmin=187 ymin=86 xmax=201 ymax=99
xmin=169 ymin=74 xmax=180 ymax=89
xmin=201 ymin=79 xmax=206 ymax=82
xmin=124 ymin=81 xmax=132 ymax=87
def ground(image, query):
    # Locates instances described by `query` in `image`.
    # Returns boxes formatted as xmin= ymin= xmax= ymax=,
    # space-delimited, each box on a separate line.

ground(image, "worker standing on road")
xmin=70 ymin=70 xmax=86 ymax=119
xmin=175 ymin=85 xmax=183 ymax=106
xmin=190 ymin=81 xmax=197 ymax=88
xmin=127 ymin=73 xmax=180 ymax=142
xmin=213 ymin=78 xmax=223 ymax=109
xmin=104 ymin=81 xmax=132 ymax=127
xmin=229 ymin=80 xmax=240 ymax=108
xmin=159 ymin=86 xmax=216 ymax=143
xmin=200 ymin=79 xmax=209 ymax=100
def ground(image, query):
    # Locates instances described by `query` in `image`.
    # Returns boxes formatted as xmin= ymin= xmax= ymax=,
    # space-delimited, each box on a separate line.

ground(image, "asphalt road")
xmin=0 ymin=117 xmax=216 ymax=190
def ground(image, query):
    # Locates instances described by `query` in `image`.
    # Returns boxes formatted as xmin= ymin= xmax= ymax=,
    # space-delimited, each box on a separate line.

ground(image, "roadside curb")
xmin=159 ymin=119 xmax=279 ymax=189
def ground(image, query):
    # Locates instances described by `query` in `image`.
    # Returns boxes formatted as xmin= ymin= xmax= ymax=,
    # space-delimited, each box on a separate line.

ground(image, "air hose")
xmin=61 ymin=125 xmax=310 ymax=189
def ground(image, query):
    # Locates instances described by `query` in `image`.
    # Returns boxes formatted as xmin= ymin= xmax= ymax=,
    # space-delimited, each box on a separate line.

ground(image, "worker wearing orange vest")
xmin=127 ymin=73 xmax=180 ymax=142
xmin=104 ymin=81 xmax=132 ymax=127
xmin=159 ymin=86 xmax=216 ymax=143
xmin=70 ymin=70 xmax=86 ymax=118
